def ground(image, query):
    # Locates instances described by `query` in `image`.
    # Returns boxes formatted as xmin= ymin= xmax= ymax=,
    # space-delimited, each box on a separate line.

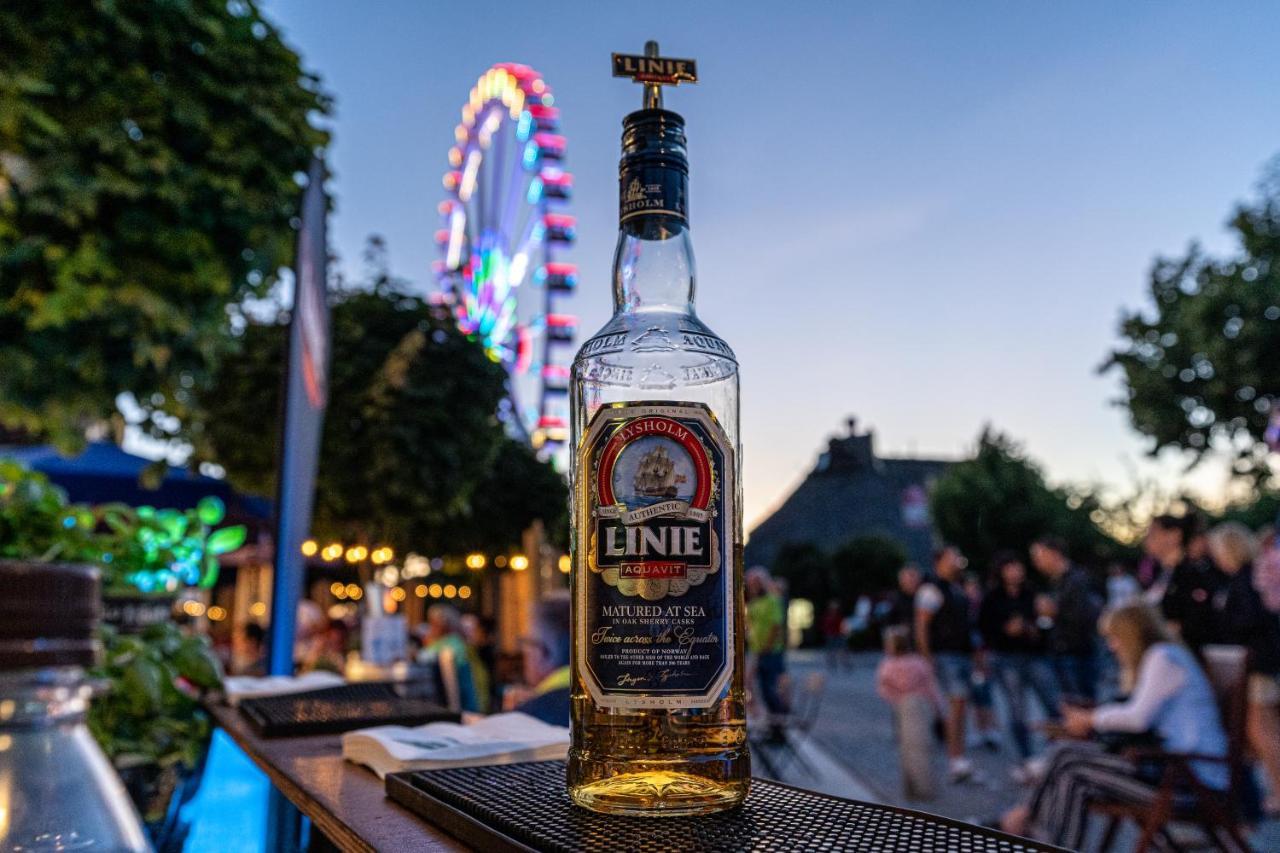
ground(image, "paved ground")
xmin=763 ymin=650 xmax=1280 ymax=852
xmin=761 ymin=650 xmax=1026 ymax=821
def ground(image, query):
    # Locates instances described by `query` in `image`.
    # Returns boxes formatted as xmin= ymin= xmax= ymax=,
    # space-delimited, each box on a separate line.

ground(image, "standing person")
xmin=819 ymin=599 xmax=846 ymax=671
xmin=1208 ymin=522 xmax=1280 ymax=814
xmin=1105 ymin=562 xmax=1141 ymax=611
xmin=1030 ymin=536 xmax=1101 ymax=703
xmin=884 ymin=564 xmax=922 ymax=636
xmin=963 ymin=572 xmax=1002 ymax=752
xmin=915 ymin=546 xmax=976 ymax=781
xmin=747 ymin=567 xmax=788 ymax=740
xmin=1144 ymin=514 xmax=1223 ymax=654
xmin=979 ymin=552 xmax=1060 ymax=778
xmin=876 ymin=627 xmax=943 ymax=801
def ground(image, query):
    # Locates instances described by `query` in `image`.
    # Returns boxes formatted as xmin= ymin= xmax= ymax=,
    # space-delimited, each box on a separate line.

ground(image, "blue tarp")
xmin=1 ymin=442 xmax=271 ymax=521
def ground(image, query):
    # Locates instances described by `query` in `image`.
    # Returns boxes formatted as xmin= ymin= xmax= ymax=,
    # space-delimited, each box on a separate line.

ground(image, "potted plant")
xmin=96 ymin=498 xmax=245 ymax=632
xmin=0 ymin=460 xmax=244 ymax=851
xmin=89 ymin=497 xmax=244 ymax=850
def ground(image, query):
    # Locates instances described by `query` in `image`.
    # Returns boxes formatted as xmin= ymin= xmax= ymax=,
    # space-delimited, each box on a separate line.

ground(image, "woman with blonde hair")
xmin=1209 ymin=521 xmax=1280 ymax=814
xmin=1000 ymin=604 xmax=1228 ymax=848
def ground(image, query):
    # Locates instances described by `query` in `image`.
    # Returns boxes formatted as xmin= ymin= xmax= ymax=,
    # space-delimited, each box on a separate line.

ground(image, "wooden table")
xmin=210 ymin=704 xmax=467 ymax=852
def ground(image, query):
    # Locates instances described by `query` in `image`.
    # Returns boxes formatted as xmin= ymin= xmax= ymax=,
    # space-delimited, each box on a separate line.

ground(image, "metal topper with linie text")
xmin=611 ymin=52 xmax=697 ymax=87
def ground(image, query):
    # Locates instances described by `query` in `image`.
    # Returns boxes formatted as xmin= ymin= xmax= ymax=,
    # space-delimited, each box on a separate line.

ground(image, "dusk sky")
xmin=265 ymin=1 xmax=1280 ymax=529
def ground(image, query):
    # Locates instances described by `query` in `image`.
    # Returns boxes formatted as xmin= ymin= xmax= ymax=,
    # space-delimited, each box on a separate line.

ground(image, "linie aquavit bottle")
xmin=567 ymin=41 xmax=748 ymax=816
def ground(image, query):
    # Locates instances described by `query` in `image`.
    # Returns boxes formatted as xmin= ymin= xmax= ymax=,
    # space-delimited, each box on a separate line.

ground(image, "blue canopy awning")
xmin=2 ymin=442 xmax=271 ymax=523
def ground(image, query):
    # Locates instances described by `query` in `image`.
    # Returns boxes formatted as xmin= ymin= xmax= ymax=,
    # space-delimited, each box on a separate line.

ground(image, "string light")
xmin=206 ymin=606 xmax=227 ymax=622
xmin=443 ymin=584 xmax=457 ymax=599
xmin=465 ymin=553 xmax=486 ymax=570
xmin=249 ymin=601 xmax=267 ymax=617
xmin=300 ymin=539 xmax=318 ymax=556
xmin=558 ymin=555 xmax=571 ymax=574
xmin=390 ymin=587 xmax=407 ymax=602
xmin=510 ymin=555 xmax=529 ymax=571
xmin=458 ymin=586 xmax=472 ymax=600
xmin=415 ymin=584 xmax=428 ymax=598
xmin=428 ymin=583 xmax=443 ymax=598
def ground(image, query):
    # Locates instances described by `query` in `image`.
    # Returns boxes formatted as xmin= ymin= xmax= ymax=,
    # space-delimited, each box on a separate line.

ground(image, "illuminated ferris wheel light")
xmin=435 ymin=63 xmax=576 ymax=455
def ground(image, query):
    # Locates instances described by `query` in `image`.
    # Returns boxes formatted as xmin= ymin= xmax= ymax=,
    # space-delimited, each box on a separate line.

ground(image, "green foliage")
xmin=770 ymin=534 xmax=906 ymax=606
xmin=0 ymin=459 xmax=244 ymax=592
xmin=0 ymin=459 xmax=97 ymax=562
xmin=830 ymin=535 xmax=907 ymax=605
xmin=87 ymin=622 xmax=221 ymax=798
xmin=1103 ymin=159 xmax=1280 ymax=483
xmin=197 ymin=255 xmax=568 ymax=552
xmin=1215 ymin=490 xmax=1280 ymax=531
xmin=768 ymin=541 xmax=832 ymax=604
xmin=98 ymin=498 xmax=245 ymax=594
xmin=454 ymin=439 xmax=571 ymax=551
xmin=0 ymin=0 xmax=329 ymax=450
xmin=930 ymin=427 xmax=1118 ymax=572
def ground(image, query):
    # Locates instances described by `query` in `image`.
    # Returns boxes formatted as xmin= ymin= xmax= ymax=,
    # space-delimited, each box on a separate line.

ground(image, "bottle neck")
xmin=0 ymin=667 xmax=91 ymax=727
xmin=614 ymin=108 xmax=695 ymax=314
xmin=613 ymin=219 xmax=696 ymax=314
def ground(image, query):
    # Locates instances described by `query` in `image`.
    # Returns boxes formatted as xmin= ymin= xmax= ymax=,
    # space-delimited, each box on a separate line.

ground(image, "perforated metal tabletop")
xmin=386 ymin=761 xmax=1066 ymax=852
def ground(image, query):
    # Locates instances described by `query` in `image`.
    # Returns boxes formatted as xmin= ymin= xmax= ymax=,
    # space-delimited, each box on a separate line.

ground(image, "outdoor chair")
xmin=750 ymin=671 xmax=827 ymax=779
xmin=1090 ymin=644 xmax=1253 ymax=853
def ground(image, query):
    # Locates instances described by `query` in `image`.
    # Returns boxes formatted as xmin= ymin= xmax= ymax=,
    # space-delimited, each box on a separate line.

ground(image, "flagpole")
xmin=267 ymin=156 xmax=331 ymax=676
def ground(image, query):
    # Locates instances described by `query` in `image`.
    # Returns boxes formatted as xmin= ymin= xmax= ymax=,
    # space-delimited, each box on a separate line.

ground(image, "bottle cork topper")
xmin=612 ymin=41 xmax=697 ymax=110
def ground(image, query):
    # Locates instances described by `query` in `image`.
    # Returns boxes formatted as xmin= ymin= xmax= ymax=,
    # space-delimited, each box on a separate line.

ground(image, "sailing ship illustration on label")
xmin=633 ymin=445 xmax=687 ymax=499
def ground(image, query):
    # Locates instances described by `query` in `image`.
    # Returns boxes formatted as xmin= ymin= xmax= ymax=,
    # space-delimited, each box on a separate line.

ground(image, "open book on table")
xmin=342 ymin=711 xmax=569 ymax=779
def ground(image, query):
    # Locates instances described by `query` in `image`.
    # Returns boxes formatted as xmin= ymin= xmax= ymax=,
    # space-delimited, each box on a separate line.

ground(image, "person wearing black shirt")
xmin=979 ymin=552 xmax=1060 ymax=769
xmin=883 ymin=564 xmax=922 ymax=636
xmin=1144 ymin=514 xmax=1224 ymax=654
xmin=1208 ymin=522 xmax=1280 ymax=814
xmin=915 ymin=547 xmax=976 ymax=781
xmin=1030 ymin=536 xmax=1102 ymax=703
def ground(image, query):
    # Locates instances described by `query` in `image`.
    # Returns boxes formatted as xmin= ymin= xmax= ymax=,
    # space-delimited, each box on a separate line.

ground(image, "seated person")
xmin=511 ymin=591 xmax=571 ymax=726
xmin=1000 ymin=604 xmax=1228 ymax=849
xmin=417 ymin=604 xmax=479 ymax=713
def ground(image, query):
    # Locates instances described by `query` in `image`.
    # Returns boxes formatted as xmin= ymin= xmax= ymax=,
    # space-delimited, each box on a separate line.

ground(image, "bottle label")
xmin=575 ymin=402 xmax=734 ymax=710
xmin=619 ymin=165 xmax=687 ymax=225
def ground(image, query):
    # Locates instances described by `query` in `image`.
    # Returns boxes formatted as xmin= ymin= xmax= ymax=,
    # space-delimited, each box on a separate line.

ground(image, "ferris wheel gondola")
xmin=434 ymin=63 xmax=576 ymax=454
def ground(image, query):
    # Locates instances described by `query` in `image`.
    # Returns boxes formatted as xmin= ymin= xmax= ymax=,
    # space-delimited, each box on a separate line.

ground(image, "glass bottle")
xmin=567 ymin=96 xmax=748 ymax=815
xmin=0 ymin=561 xmax=150 ymax=852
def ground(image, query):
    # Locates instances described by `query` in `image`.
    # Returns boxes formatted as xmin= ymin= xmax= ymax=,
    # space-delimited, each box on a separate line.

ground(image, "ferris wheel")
xmin=434 ymin=63 xmax=576 ymax=454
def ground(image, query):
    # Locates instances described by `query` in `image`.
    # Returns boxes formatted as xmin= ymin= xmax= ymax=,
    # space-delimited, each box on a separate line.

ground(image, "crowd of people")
xmin=868 ymin=514 xmax=1280 ymax=847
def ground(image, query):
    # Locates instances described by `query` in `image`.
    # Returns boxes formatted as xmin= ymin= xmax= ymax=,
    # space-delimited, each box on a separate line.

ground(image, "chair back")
xmin=792 ymin=671 xmax=827 ymax=733
xmin=1199 ymin=644 xmax=1249 ymax=800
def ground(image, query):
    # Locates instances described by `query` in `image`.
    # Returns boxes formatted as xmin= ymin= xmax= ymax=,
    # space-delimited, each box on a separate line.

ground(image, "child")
xmin=876 ymin=626 xmax=943 ymax=800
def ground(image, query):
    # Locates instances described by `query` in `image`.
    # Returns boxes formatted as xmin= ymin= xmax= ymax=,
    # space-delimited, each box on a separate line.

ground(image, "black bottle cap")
xmin=0 ymin=559 xmax=101 ymax=669
xmin=621 ymin=108 xmax=688 ymax=174
xmin=619 ymin=109 xmax=689 ymax=229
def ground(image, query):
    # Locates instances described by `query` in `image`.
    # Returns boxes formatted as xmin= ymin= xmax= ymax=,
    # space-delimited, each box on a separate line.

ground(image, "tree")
xmin=930 ymin=428 xmax=1117 ymax=573
xmin=0 ymin=1 xmax=329 ymax=449
xmin=195 ymin=259 xmax=568 ymax=554
xmin=1103 ymin=159 xmax=1280 ymax=484
xmin=830 ymin=535 xmax=906 ymax=605
xmin=767 ymin=541 xmax=831 ymax=606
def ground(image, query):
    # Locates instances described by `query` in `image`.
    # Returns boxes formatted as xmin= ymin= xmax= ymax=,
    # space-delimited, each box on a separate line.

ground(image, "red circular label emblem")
xmin=596 ymin=416 xmax=712 ymax=509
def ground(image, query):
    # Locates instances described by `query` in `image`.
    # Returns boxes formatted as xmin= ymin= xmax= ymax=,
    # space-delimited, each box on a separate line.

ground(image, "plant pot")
xmin=115 ymin=733 xmax=212 ymax=853
xmin=101 ymin=593 xmax=176 ymax=634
